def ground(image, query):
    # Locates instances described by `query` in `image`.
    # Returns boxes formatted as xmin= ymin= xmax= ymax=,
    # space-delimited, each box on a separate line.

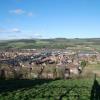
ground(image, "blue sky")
xmin=0 ymin=0 xmax=100 ymax=39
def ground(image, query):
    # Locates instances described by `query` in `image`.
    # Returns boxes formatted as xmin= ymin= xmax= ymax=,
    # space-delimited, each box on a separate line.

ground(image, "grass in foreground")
xmin=0 ymin=77 xmax=100 ymax=100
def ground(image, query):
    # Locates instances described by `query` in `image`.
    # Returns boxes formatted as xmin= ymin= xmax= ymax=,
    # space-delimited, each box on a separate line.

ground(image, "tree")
xmin=0 ymin=69 xmax=6 ymax=80
xmin=53 ymin=67 xmax=57 ymax=79
xmin=80 ymin=60 xmax=87 ymax=70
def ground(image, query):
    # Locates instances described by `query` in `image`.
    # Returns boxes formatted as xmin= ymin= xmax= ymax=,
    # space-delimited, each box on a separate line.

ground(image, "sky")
xmin=0 ymin=0 xmax=100 ymax=40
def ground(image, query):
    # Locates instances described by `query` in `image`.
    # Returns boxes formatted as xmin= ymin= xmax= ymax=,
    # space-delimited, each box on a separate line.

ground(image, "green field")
xmin=0 ymin=78 xmax=99 ymax=100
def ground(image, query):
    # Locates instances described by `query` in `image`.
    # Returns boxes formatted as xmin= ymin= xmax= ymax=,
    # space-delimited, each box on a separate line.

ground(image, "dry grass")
xmin=83 ymin=63 xmax=100 ymax=77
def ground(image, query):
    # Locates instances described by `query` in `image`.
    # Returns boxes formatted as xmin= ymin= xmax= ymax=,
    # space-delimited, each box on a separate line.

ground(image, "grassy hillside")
xmin=0 ymin=78 xmax=99 ymax=100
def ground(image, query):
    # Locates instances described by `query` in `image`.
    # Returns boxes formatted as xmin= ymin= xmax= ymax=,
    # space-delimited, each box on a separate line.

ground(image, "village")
xmin=0 ymin=47 xmax=100 ymax=80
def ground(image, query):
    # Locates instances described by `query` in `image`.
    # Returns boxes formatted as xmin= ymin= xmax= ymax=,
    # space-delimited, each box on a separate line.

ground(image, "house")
xmin=65 ymin=63 xmax=79 ymax=77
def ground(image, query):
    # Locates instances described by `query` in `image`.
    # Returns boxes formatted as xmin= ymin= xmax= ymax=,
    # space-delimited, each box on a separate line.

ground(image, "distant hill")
xmin=0 ymin=38 xmax=100 ymax=50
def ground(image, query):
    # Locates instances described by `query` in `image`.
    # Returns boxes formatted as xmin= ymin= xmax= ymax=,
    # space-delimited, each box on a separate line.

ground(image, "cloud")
xmin=28 ymin=33 xmax=42 ymax=39
xmin=0 ymin=29 xmax=4 ymax=33
xmin=0 ymin=28 xmax=21 ymax=33
xmin=9 ymin=9 xmax=25 ymax=14
xmin=9 ymin=8 xmax=35 ymax=17
xmin=33 ymin=33 xmax=42 ymax=38
xmin=11 ymin=28 xmax=21 ymax=33
xmin=27 ymin=12 xmax=33 ymax=17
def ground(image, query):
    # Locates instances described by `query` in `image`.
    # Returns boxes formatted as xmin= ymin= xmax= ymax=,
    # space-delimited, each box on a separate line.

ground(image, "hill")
xmin=0 ymin=38 xmax=100 ymax=50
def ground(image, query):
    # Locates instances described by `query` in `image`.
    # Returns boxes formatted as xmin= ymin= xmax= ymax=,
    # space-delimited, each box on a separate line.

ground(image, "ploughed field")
xmin=0 ymin=78 xmax=99 ymax=100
